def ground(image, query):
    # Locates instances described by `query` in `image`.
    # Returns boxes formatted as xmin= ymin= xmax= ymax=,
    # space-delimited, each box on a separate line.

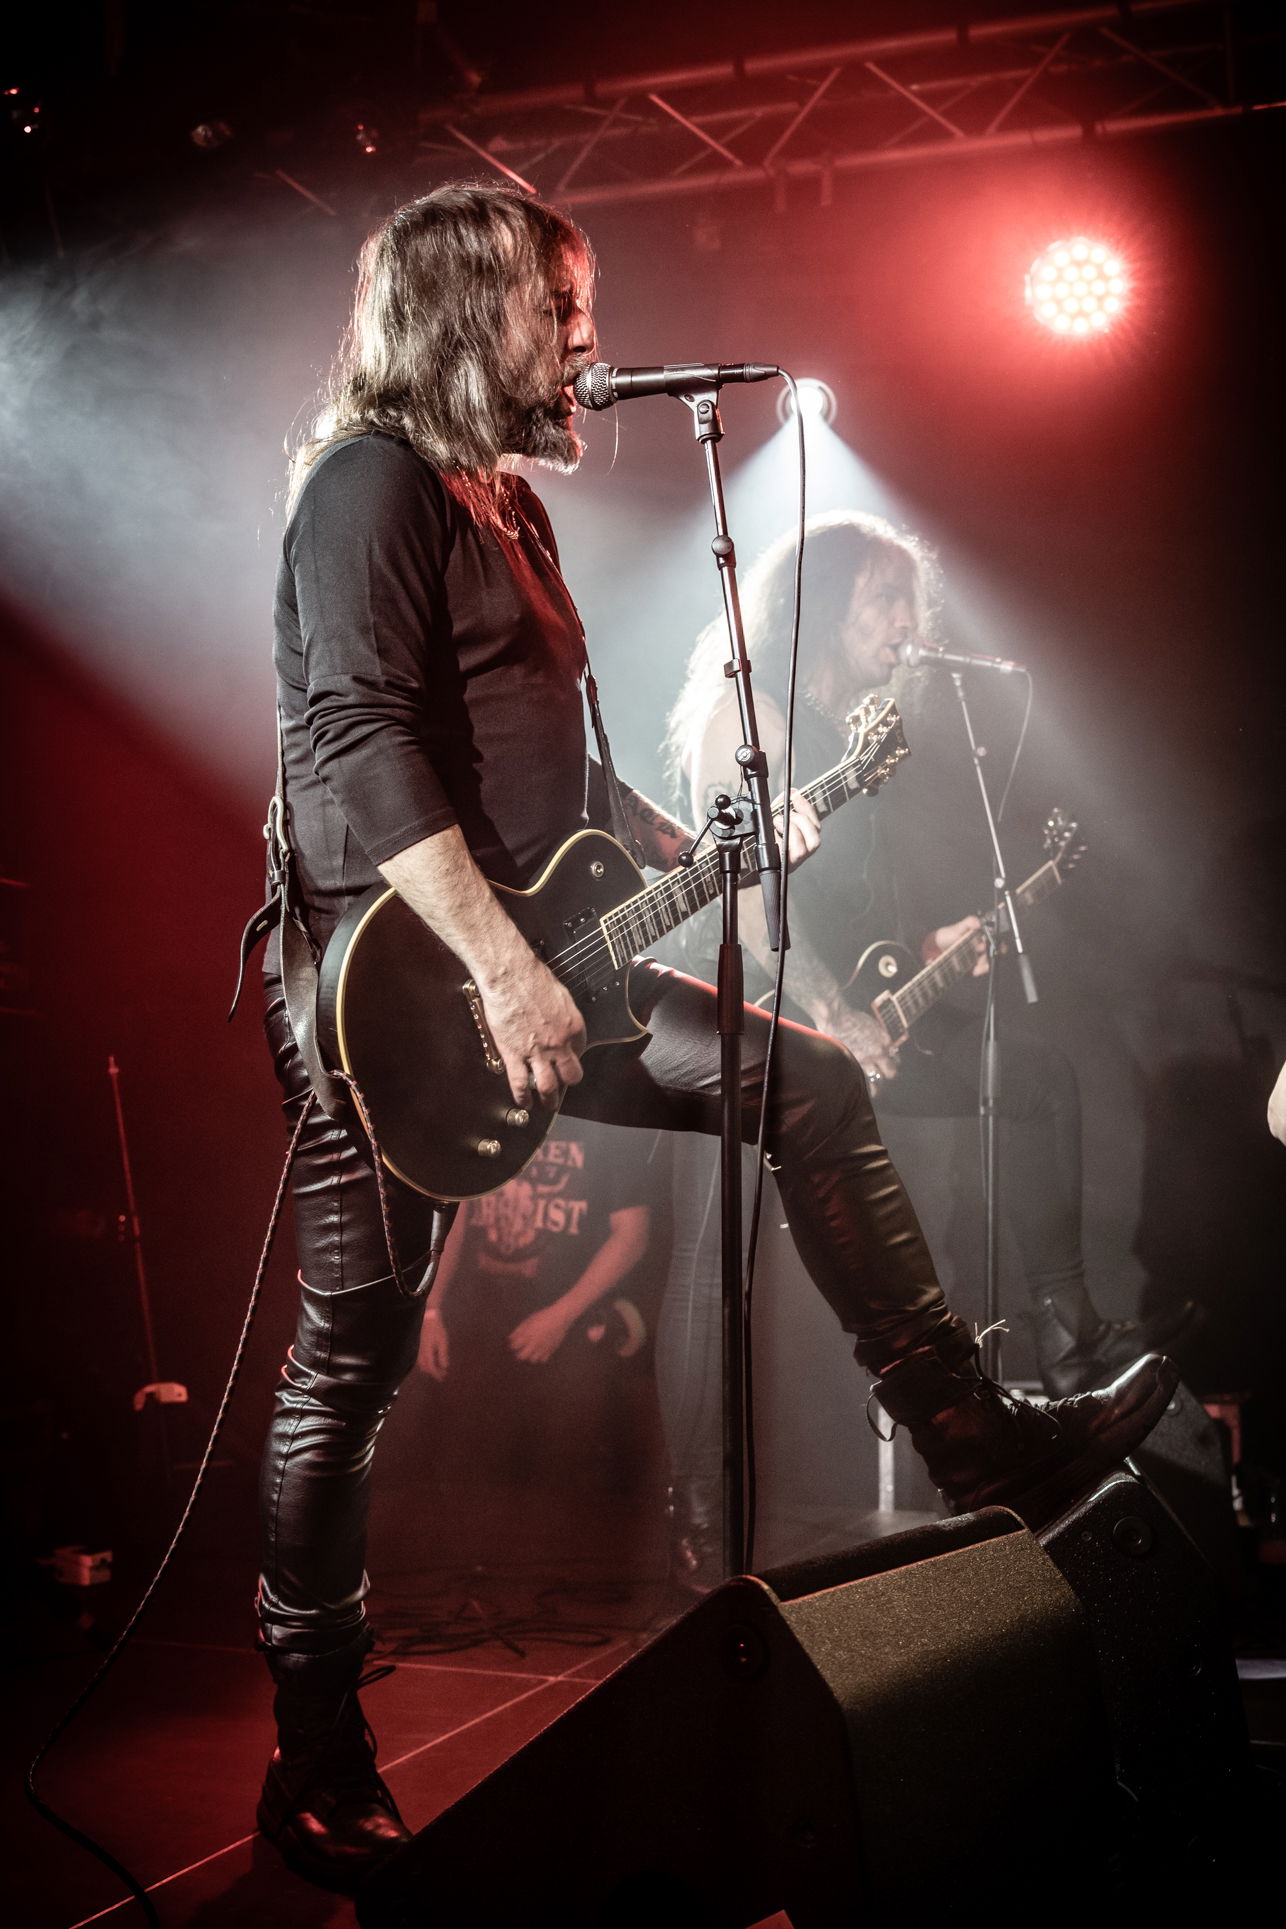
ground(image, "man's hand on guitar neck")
xmin=621 ymin=780 xmax=822 ymax=876
xmin=922 ymin=915 xmax=989 ymax=976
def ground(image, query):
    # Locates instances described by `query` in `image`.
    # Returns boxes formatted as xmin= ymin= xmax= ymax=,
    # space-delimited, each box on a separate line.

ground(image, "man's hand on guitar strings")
xmin=825 ymin=1005 xmax=902 ymax=1087
xmin=475 ymin=948 xmax=587 ymax=1107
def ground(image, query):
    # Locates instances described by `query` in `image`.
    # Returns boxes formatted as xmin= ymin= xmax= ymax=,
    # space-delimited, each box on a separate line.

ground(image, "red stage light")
xmin=1025 ymin=238 xmax=1129 ymax=338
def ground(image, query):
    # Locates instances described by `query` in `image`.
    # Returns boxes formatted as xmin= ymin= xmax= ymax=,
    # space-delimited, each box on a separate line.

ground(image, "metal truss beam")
xmin=414 ymin=2 xmax=1284 ymax=209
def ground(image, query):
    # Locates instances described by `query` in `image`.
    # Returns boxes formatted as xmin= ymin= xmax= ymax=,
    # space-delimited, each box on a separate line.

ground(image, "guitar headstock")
xmin=844 ymin=695 xmax=910 ymax=794
xmin=1042 ymin=807 xmax=1086 ymax=875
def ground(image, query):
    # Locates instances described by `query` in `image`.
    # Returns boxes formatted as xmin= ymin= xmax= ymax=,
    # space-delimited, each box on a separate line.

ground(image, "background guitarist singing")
xmin=667 ymin=512 xmax=1191 ymax=1418
xmin=250 ymin=183 xmax=1174 ymax=1895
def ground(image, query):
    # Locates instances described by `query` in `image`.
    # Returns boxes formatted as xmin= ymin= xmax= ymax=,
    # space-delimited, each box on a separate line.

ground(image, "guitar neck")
xmin=602 ymin=721 xmax=902 ymax=966
xmin=884 ymin=856 xmax=1066 ymax=1031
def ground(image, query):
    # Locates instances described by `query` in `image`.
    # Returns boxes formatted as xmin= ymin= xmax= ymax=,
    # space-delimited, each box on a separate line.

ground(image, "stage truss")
xmin=414 ymin=2 xmax=1286 ymax=209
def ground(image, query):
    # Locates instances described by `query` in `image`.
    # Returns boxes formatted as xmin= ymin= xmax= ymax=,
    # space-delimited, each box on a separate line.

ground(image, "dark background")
xmin=3 ymin=2 xmax=1284 ymax=1555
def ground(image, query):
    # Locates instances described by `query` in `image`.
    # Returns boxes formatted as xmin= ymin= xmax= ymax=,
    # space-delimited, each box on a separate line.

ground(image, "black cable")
xmin=742 ymin=371 xmax=807 ymax=1574
xmin=24 ymin=1093 xmax=315 ymax=1926
xmin=994 ymin=668 xmax=1034 ymax=827
xmin=974 ymin=668 xmax=1033 ymax=1378
xmin=376 ymin=1570 xmax=661 ymax=1659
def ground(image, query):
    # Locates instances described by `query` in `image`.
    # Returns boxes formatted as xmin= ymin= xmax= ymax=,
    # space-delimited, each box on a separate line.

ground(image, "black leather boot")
xmin=257 ymin=1627 xmax=410 ymax=1892
xmin=870 ymin=1324 xmax=1180 ymax=1529
xmin=1032 ymin=1288 xmax=1203 ymax=1400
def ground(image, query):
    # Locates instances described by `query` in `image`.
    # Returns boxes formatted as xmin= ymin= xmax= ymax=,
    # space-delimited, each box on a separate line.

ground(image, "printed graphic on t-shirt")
xmin=463 ymin=1139 xmax=592 ymax=1277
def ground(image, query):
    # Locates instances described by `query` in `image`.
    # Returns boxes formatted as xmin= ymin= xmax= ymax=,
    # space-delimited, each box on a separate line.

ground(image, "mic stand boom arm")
xmin=678 ymin=383 xmax=786 ymax=1582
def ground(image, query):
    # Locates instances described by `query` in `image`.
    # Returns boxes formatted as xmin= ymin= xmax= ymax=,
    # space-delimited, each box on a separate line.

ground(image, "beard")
xmin=504 ymin=394 xmax=585 ymax=471
xmin=499 ymin=342 xmax=589 ymax=471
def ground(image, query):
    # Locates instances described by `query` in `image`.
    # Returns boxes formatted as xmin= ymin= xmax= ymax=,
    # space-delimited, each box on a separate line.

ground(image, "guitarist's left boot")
xmin=868 ymin=1315 xmax=1180 ymax=1529
xmin=257 ymin=1626 xmax=409 ymax=1892
xmin=1032 ymin=1286 xmax=1203 ymax=1400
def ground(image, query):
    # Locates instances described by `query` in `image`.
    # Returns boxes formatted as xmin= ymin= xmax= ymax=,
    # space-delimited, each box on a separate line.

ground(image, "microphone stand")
xmin=946 ymin=670 xmax=1037 ymax=1384
xmin=676 ymin=384 xmax=784 ymax=1582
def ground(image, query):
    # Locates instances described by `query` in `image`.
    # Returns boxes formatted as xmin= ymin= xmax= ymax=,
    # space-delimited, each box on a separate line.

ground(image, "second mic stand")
xmin=676 ymin=385 xmax=784 ymax=1582
xmin=946 ymin=670 xmax=1037 ymax=1384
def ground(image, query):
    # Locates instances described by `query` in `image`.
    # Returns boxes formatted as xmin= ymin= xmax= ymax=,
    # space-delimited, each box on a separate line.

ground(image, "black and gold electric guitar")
xmin=318 ymin=694 xmax=909 ymax=1201
xmin=849 ymin=808 xmax=1085 ymax=1047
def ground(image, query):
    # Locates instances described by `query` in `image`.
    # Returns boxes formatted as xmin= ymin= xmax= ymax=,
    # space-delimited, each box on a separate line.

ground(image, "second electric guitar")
xmin=849 ymin=808 xmax=1085 ymax=1047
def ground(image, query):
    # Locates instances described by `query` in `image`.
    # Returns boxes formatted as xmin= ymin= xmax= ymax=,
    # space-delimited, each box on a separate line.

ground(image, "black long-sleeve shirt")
xmin=273 ymin=433 xmax=592 ymax=944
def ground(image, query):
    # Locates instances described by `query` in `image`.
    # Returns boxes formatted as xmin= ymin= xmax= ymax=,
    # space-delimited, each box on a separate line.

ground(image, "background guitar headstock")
xmin=1042 ymin=807 xmax=1086 ymax=877
xmin=845 ymin=694 xmax=910 ymax=795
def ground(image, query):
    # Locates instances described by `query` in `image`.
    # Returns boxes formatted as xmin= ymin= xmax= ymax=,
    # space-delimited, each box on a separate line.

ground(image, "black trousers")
xmin=259 ymin=962 xmax=948 ymax=1652
xmin=655 ymin=1013 xmax=1085 ymax=1497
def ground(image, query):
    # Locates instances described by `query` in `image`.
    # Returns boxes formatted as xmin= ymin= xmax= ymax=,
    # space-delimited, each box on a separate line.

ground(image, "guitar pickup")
xmin=461 ymin=979 xmax=504 ymax=1076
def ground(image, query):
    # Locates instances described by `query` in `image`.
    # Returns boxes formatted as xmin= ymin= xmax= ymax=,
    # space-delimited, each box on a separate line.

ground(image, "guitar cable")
xmin=24 ymin=1094 xmax=317 ymax=1926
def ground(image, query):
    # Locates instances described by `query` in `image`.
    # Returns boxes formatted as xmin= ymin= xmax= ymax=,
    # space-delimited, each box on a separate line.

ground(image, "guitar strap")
xmin=231 ymin=721 xmax=458 ymax=1295
xmin=585 ymin=664 xmax=645 ymax=867
xmin=229 ymin=716 xmax=349 ymax=1125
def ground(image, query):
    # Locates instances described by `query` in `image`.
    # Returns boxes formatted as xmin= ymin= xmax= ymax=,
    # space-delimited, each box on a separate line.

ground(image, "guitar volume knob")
xmin=476 ymin=1138 xmax=502 ymax=1158
xmin=505 ymin=1108 xmax=530 ymax=1128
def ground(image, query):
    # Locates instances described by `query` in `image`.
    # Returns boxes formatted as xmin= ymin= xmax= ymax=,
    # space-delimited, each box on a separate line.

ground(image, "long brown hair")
xmin=665 ymin=510 xmax=937 ymax=797
xmin=288 ymin=184 xmax=594 ymax=529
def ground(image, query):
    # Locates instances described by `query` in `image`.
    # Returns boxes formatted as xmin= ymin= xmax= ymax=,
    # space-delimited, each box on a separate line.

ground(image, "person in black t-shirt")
xmin=415 ymin=1117 xmax=655 ymax=1493
xmin=252 ymin=185 xmax=1175 ymax=1891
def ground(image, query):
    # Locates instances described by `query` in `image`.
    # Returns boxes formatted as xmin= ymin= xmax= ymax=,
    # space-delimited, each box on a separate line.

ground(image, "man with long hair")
xmin=256 ymin=184 xmax=1175 ymax=1890
xmin=662 ymin=511 xmax=1189 ymax=1586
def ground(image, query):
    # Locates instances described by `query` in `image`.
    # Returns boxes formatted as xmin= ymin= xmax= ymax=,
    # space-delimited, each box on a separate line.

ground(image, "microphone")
xmin=572 ymin=361 xmax=779 ymax=411
xmin=902 ymin=640 xmax=1028 ymax=676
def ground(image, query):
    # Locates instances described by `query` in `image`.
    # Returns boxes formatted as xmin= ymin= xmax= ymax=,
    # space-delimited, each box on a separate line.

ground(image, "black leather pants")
xmin=874 ymin=1014 xmax=1084 ymax=1303
xmin=259 ymin=962 xmax=950 ymax=1652
xmin=655 ymin=1016 xmax=1087 ymax=1495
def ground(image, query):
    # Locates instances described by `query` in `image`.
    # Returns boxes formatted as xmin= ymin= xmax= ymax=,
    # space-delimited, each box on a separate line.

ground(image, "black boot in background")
xmin=257 ymin=1626 xmax=410 ymax=1891
xmin=667 ymin=1473 xmax=724 ymax=1596
xmin=1032 ymin=1286 xmax=1202 ymax=1399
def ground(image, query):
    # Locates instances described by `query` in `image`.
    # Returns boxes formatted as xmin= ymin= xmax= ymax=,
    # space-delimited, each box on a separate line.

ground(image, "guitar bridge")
xmin=461 ymin=979 xmax=504 ymax=1075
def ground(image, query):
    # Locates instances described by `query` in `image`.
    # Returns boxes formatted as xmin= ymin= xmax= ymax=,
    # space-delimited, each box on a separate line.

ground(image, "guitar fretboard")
xmin=600 ymin=719 xmax=907 ymax=969
xmin=883 ymin=854 xmax=1067 ymax=1030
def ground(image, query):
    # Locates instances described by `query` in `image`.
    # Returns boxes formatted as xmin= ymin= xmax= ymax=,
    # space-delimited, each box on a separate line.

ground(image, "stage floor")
xmin=9 ymin=1473 xmax=1286 ymax=1928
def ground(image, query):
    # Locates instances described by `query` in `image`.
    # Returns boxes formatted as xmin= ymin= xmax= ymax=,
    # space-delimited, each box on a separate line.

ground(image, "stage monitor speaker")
xmin=356 ymin=1509 xmax=1113 ymax=1929
xmin=1127 ymin=1381 xmax=1244 ymax=1597
xmin=1039 ymin=1463 xmax=1250 ymax=1863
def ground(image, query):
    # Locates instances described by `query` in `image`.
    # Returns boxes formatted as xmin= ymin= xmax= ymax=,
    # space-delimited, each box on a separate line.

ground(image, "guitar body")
xmin=315 ymin=696 xmax=910 ymax=1204
xmin=847 ymin=809 xmax=1083 ymax=1049
xmin=847 ymin=939 xmax=920 ymax=1045
xmin=318 ymin=831 xmax=648 ymax=1202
